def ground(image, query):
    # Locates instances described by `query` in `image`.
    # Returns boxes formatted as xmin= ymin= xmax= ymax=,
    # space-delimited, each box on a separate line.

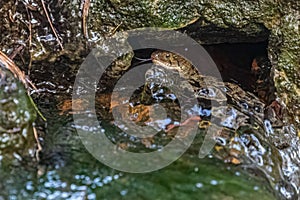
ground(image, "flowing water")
xmin=1 ymin=42 xmax=299 ymax=199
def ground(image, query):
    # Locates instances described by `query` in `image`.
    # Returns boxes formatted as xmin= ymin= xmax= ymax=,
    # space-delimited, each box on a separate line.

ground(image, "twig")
xmin=33 ymin=126 xmax=42 ymax=162
xmin=107 ymin=22 xmax=123 ymax=37
xmin=28 ymin=95 xmax=47 ymax=121
xmin=0 ymin=51 xmax=28 ymax=87
xmin=82 ymin=0 xmax=90 ymax=39
xmin=40 ymin=0 xmax=64 ymax=50
xmin=9 ymin=45 xmax=25 ymax=60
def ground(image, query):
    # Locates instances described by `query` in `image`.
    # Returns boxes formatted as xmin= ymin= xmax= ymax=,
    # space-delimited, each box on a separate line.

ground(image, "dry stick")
xmin=40 ymin=0 xmax=64 ymax=50
xmin=0 ymin=51 xmax=28 ymax=87
xmin=82 ymin=0 xmax=90 ymax=39
xmin=9 ymin=45 xmax=25 ymax=60
xmin=33 ymin=126 xmax=42 ymax=162
xmin=1 ymin=50 xmax=36 ymax=91
xmin=107 ymin=22 xmax=122 ymax=37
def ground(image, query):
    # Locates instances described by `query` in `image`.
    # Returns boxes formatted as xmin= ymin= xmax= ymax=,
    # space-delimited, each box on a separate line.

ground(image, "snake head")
xmin=151 ymin=50 xmax=182 ymax=69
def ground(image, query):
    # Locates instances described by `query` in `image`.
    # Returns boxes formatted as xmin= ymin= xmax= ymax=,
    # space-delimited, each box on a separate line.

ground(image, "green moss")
xmin=0 ymin=67 xmax=36 ymax=160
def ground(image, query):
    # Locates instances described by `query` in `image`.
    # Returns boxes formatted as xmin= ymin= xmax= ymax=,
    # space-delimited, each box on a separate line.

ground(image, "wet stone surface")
xmin=0 ymin=0 xmax=299 ymax=199
xmin=0 ymin=60 xmax=36 ymax=164
xmin=52 ymin=46 xmax=297 ymax=199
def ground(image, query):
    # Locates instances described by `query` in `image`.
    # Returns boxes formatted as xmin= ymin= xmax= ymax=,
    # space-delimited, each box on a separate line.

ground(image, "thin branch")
xmin=82 ymin=0 xmax=90 ymax=39
xmin=33 ymin=126 xmax=42 ymax=162
xmin=0 ymin=51 xmax=28 ymax=87
xmin=107 ymin=22 xmax=122 ymax=37
xmin=40 ymin=0 xmax=64 ymax=50
xmin=9 ymin=44 xmax=25 ymax=60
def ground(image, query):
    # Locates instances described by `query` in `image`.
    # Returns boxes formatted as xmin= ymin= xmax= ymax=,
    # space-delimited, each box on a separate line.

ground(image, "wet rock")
xmin=0 ymin=0 xmax=299 ymax=198
xmin=0 ymin=57 xmax=37 ymax=163
xmin=0 ymin=0 xmax=298 ymax=131
xmin=189 ymin=1 xmax=299 ymax=132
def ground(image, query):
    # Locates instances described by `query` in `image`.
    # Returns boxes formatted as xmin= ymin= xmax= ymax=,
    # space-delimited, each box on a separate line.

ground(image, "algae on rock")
xmin=0 ymin=64 xmax=37 ymax=163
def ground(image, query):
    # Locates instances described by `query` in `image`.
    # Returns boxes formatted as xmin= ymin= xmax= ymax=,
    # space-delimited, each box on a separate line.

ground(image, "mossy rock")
xmin=0 ymin=63 xmax=36 ymax=162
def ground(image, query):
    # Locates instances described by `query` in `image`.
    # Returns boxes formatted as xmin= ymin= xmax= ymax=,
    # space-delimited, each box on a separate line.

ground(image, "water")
xmin=1 ymin=37 xmax=298 ymax=199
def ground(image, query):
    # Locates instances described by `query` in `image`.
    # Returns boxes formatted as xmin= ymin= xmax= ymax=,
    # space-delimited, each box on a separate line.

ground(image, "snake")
xmin=57 ymin=50 xmax=295 ymax=197
xmin=151 ymin=50 xmax=266 ymax=123
xmin=149 ymin=50 xmax=278 ymax=162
